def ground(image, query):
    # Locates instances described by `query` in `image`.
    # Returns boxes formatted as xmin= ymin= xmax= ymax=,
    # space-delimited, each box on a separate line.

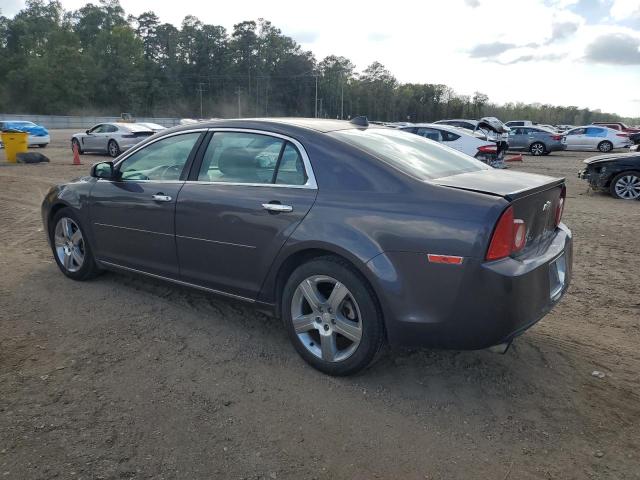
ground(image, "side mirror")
xmin=91 ymin=161 xmax=115 ymax=179
xmin=86 ymin=129 xmax=91 ymax=135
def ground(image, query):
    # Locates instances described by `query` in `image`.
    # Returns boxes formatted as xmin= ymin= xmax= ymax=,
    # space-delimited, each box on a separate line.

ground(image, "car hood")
xmin=432 ymin=169 xmax=563 ymax=201
xmin=583 ymin=152 xmax=640 ymax=165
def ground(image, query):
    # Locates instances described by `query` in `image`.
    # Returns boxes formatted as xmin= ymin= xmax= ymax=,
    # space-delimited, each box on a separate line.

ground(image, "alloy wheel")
xmin=108 ymin=141 xmax=119 ymax=157
xmin=614 ymin=174 xmax=640 ymax=200
xmin=530 ymin=143 xmax=544 ymax=156
xmin=290 ymin=275 xmax=363 ymax=363
xmin=599 ymin=141 xmax=612 ymax=152
xmin=54 ymin=217 xmax=85 ymax=272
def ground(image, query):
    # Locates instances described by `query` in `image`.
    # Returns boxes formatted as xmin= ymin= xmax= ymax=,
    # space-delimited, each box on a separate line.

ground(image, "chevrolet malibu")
xmin=42 ymin=118 xmax=572 ymax=376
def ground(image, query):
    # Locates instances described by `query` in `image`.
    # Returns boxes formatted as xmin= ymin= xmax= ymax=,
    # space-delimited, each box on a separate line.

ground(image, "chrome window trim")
xmin=195 ymin=128 xmax=318 ymax=190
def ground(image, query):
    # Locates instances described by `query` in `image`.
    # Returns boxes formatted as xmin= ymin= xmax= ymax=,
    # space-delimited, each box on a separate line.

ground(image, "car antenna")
xmin=350 ymin=116 xmax=369 ymax=127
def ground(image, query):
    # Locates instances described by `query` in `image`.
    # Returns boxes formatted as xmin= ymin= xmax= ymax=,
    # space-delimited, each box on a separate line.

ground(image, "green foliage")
xmin=0 ymin=0 xmax=637 ymax=125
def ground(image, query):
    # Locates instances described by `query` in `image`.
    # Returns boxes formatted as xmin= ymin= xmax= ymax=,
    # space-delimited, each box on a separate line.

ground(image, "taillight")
xmin=486 ymin=206 xmax=527 ymax=261
xmin=555 ymin=185 xmax=566 ymax=227
xmin=121 ymin=134 xmax=135 ymax=138
xmin=477 ymin=145 xmax=497 ymax=154
xmin=552 ymin=134 xmax=562 ymax=141
xmin=616 ymin=133 xmax=629 ymax=138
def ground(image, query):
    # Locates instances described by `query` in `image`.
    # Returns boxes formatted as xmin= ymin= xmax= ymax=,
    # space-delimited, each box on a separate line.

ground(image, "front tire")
xmin=610 ymin=171 xmax=640 ymax=200
xmin=49 ymin=208 xmax=102 ymax=280
xmin=529 ymin=142 xmax=545 ymax=156
xmin=281 ymin=256 xmax=385 ymax=376
xmin=107 ymin=140 xmax=120 ymax=158
xmin=598 ymin=141 xmax=613 ymax=153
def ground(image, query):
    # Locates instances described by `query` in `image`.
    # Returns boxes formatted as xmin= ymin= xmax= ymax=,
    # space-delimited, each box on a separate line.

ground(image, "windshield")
xmin=329 ymin=128 xmax=490 ymax=180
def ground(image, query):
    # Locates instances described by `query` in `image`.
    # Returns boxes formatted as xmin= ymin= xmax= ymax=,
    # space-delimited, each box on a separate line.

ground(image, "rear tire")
xmin=529 ymin=142 xmax=545 ymax=156
xmin=609 ymin=171 xmax=640 ymax=200
xmin=598 ymin=141 xmax=613 ymax=153
xmin=281 ymin=256 xmax=385 ymax=376
xmin=107 ymin=139 xmax=120 ymax=158
xmin=49 ymin=208 xmax=102 ymax=281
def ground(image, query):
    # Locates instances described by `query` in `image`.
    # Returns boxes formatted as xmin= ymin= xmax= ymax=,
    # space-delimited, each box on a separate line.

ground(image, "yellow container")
xmin=1 ymin=131 xmax=29 ymax=163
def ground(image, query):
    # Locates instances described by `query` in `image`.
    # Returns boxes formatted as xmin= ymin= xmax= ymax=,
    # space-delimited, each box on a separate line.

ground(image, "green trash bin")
xmin=1 ymin=130 xmax=29 ymax=163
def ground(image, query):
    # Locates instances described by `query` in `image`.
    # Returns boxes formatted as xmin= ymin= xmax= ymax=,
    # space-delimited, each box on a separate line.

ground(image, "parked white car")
xmin=399 ymin=123 xmax=506 ymax=167
xmin=562 ymin=126 xmax=631 ymax=152
xmin=71 ymin=123 xmax=157 ymax=157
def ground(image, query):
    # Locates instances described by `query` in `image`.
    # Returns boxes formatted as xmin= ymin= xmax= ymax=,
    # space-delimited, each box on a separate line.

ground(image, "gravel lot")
xmin=1 ymin=129 xmax=639 ymax=479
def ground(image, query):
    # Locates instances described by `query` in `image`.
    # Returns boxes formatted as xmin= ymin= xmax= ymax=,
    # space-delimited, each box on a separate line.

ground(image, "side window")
xmin=415 ymin=127 xmax=443 ymax=142
xmin=105 ymin=125 xmax=118 ymax=133
xmin=568 ymin=128 xmax=585 ymax=135
xmin=198 ymin=132 xmax=284 ymax=184
xmin=89 ymin=125 xmax=104 ymax=133
xmin=118 ymin=132 xmax=201 ymax=181
xmin=585 ymin=127 xmax=605 ymax=137
xmin=275 ymin=143 xmax=307 ymax=185
xmin=441 ymin=131 xmax=460 ymax=142
xmin=400 ymin=127 xmax=417 ymax=134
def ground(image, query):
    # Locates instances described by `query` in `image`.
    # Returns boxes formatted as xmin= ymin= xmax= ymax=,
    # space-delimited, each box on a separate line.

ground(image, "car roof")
xmin=163 ymin=118 xmax=387 ymax=136
xmin=435 ymin=119 xmax=478 ymax=124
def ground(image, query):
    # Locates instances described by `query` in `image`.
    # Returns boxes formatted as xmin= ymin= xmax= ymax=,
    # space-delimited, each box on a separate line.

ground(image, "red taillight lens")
xmin=552 ymin=134 xmax=562 ymax=141
xmin=616 ymin=133 xmax=629 ymax=138
xmin=477 ymin=144 xmax=497 ymax=154
xmin=486 ymin=206 xmax=527 ymax=261
xmin=555 ymin=185 xmax=566 ymax=227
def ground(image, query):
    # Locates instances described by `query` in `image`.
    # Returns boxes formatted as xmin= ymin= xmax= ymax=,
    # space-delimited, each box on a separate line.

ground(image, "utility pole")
xmin=314 ymin=75 xmax=318 ymax=118
xmin=196 ymin=82 xmax=206 ymax=119
xmin=236 ymin=88 xmax=242 ymax=118
xmin=340 ymin=79 xmax=344 ymax=120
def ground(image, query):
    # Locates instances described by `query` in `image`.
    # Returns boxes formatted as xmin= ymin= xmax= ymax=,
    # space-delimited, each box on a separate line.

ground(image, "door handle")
xmin=262 ymin=203 xmax=293 ymax=213
xmin=152 ymin=194 xmax=172 ymax=202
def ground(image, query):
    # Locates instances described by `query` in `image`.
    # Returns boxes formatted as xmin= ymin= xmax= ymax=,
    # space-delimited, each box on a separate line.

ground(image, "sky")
xmin=2 ymin=0 xmax=640 ymax=117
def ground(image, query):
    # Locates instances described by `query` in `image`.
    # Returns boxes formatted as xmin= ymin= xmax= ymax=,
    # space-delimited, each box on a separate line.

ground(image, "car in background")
xmin=434 ymin=118 xmax=479 ymax=131
xmin=0 ymin=120 xmax=50 ymax=147
xmin=71 ymin=123 xmax=157 ymax=158
xmin=508 ymin=126 xmax=566 ymax=156
xmin=399 ymin=123 xmax=507 ymax=167
xmin=555 ymin=125 xmax=575 ymax=132
xmin=136 ymin=122 xmax=166 ymax=133
xmin=505 ymin=120 xmax=534 ymax=128
xmin=538 ymin=124 xmax=559 ymax=132
xmin=592 ymin=122 xmax=640 ymax=135
xmin=629 ymin=132 xmax=640 ymax=145
xmin=562 ymin=126 xmax=631 ymax=152
xmin=579 ymin=151 xmax=640 ymax=200
xmin=434 ymin=117 xmax=511 ymax=143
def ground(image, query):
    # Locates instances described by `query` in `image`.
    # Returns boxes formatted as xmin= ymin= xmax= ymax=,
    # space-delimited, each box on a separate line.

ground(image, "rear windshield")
xmin=329 ymin=128 xmax=490 ymax=180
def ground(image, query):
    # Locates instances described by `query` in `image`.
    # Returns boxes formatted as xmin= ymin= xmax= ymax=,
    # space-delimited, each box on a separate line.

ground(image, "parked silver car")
xmin=71 ymin=123 xmax=157 ymax=157
xmin=562 ymin=126 xmax=631 ymax=152
xmin=508 ymin=126 xmax=566 ymax=156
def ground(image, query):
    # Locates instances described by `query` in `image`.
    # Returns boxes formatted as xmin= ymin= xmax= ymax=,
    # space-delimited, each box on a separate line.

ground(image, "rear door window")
xmin=330 ymin=128 xmax=489 ymax=180
xmin=585 ymin=127 xmax=606 ymax=137
xmin=415 ymin=127 xmax=443 ymax=142
xmin=197 ymin=132 xmax=308 ymax=186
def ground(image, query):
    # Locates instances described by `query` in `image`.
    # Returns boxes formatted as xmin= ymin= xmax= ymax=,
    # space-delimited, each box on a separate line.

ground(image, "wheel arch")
xmin=263 ymin=244 xmax=384 ymax=322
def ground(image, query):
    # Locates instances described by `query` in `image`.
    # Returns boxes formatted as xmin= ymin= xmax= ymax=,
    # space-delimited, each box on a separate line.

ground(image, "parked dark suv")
xmin=42 ymin=118 xmax=572 ymax=375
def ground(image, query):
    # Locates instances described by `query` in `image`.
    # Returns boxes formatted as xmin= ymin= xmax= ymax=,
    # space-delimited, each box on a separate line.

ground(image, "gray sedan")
xmin=71 ymin=122 xmax=158 ymax=158
xmin=42 ymin=118 xmax=572 ymax=376
xmin=508 ymin=127 xmax=566 ymax=156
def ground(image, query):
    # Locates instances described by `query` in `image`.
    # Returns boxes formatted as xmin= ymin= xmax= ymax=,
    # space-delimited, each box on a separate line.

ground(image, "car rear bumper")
xmin=547 ymin=142 xmax=566 ymax=152
xmin=366 ymin=223 xmax=572 ymax=349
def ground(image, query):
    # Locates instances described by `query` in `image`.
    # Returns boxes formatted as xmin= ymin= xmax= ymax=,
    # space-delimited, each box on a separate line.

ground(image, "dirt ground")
xmin=1 ymin=129 xmax=639 ymax=480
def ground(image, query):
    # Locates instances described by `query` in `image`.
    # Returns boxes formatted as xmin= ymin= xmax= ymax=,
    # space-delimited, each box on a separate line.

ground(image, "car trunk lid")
xmin=433 ymin=169 xmax=565 ymax=257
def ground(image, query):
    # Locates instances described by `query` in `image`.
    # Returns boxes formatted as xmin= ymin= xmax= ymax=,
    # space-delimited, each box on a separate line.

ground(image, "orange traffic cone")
xmin=72 ymin=142 xmax=82 ymax=165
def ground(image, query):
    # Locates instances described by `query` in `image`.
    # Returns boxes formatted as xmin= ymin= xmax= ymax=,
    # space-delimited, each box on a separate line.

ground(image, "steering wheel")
xmin=159 ymin=164 xmax=182 ymax=180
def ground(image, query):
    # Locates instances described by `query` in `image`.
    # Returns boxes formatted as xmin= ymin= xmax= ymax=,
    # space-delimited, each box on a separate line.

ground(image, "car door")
xmin=82 ymin=124 xmax=106 ymax=151
xmin=175 ymin=130 xmax=317 ymax=300
xmin=563 ymin=128 xmax=586 ymax=149
xmin=508 ymin=128 xmax=527 ymax=150
xmin=585 ymin=127 xmax=606 ymax=149
xmin=89 ymin=130 xmax=205 ymax=276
